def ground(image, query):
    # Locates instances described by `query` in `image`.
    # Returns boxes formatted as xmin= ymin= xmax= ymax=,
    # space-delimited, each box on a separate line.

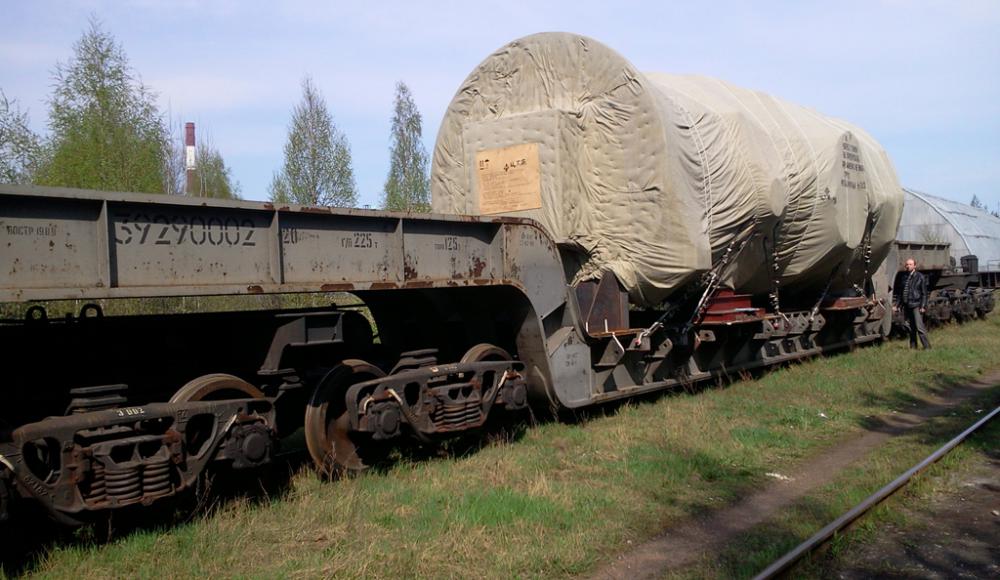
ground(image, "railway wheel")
xmin=304 ymin=360 xmax=386 ymax=478
xmin=460 ymin=343 xmax=512 ymax=364
xmin=169 ymin=373 xmax=265 ymax=403
xmin=460 ymin=343 xmax=527 ymax=411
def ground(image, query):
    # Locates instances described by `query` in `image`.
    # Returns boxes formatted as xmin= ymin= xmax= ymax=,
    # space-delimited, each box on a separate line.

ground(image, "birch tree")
xmin=269 ymin=76 xmax=356 ymax=207
xmin=35 ymin=19 xmax=169 ymax=193
xmin=382 ymin=81 xmax=429 ymax=212
xmin=0 ymin=91 xmax=43 ymax=183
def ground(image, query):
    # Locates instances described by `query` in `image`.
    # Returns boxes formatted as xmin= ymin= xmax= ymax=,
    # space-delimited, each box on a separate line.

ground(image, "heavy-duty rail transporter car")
xmin=0 ymin=184 xmax=902 ymax=525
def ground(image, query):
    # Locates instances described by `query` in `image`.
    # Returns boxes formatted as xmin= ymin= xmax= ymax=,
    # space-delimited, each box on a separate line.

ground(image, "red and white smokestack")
xmin=185 ymin=122 xmax=196 ymax=195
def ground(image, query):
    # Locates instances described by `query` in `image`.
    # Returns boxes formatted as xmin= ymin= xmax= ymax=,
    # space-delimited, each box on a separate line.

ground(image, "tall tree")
xmin=382 ymin=81 xmax=430 ymax=212
xmin=0 ymin=90 xmax=43 ymax=183
xmin=192 ymin=141 xmax=241 ymax=199
xmin=269 ymin=76 xmax=356 ymax=207
xmin=35 ymin=19 xmax=169 ymax=193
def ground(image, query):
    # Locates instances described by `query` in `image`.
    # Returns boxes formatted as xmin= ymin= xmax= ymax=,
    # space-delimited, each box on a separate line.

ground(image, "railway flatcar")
xmin=0 ymin=32 xmax=929 ymax=527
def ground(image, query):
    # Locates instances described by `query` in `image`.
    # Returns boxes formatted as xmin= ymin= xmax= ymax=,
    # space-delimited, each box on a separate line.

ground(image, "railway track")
xmin=754 ymin=403 xmax=1000 ymax=579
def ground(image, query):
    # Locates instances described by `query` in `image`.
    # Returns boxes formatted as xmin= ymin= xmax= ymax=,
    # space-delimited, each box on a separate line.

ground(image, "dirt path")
xmin=586 ymin=370 xmax=1000 ymax=580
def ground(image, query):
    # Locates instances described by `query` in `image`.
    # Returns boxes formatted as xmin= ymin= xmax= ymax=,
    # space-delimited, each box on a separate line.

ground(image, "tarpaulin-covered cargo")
xmin=431 ymin=32 xmax=904 ymax=307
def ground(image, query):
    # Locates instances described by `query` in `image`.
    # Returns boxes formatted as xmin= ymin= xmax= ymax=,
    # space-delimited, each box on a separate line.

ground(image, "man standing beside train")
xmin=894 ymin=258 xmax=931 ymax=349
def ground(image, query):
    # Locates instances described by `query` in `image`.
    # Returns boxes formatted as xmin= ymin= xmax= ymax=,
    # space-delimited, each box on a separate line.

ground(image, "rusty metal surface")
xmin=0 ymin=184 xmax=542 ymax=302
xmin=345 ymin=359 xmax=527 ymax=436
xmin=302 ymin=349 xmax=528 ymax=475
xmin=699 ymin=290 xmax=764 ymax=324
xmin=575 ymin=274 xmax=630 ymax=334
xmin=820 ymin=296 xmax=870 ymax=311
xmin=1 ymin=395 xmax=276 ymax=523
xmin=1 ymin=184 xmax=576 ymax=411
xmin=892 ymin=241 xmax=952 ymax=271
xmin=502 ymin=224 xmax=567 ymax=319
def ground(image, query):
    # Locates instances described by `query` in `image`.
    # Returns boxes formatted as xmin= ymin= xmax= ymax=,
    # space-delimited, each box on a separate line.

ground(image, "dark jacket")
xmin=895 ymin=270 xmax=929 ymax=309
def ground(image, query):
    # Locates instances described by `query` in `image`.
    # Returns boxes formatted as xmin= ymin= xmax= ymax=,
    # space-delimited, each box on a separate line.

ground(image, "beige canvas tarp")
xmin=431 ymin=32 xmax=903 ymax=306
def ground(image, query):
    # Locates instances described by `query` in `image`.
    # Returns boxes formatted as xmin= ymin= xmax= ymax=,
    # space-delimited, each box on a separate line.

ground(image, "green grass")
xmin=700 ymin=398 xmax=1000 ymax=578
xmin=5 ymin=316 xmax=1000 ymax=579
xmin=695 ymin=399 xmax=1000 ymax=580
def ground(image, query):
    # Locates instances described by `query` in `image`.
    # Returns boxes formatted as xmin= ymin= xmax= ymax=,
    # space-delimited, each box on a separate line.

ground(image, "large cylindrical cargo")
xmin=431 ymin=32 xmax=903 ymax=307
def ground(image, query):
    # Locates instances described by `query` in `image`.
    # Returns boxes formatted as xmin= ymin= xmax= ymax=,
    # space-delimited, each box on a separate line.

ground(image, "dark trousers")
xmin=904 ymin=306 xmax=931 ymax=349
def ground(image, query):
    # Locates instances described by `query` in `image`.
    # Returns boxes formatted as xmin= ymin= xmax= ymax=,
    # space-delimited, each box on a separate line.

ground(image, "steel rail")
xmin=754 ymin=402 xmax=1000 ymax=580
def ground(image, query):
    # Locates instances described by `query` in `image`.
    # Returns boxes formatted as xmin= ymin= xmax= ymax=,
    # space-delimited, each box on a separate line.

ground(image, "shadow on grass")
xmin=0 ymin=453 xmax=310 ymax=577
xmin=386 ymin=409 xmax=533 ymax=467
xmin=713 ymin=438 xmax=1000 ymax=579
xmin=810 ymin=445 xmax=1000 ymax=579
xmin=679 ymin=385 xmax=1000 ymax=579
xmin=711 ymin=499 xmax=835 ymax=579
xmin=857 ymin=371 xmax=998 ymax=437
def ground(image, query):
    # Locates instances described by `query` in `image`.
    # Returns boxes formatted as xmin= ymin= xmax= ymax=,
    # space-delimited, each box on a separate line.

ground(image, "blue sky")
xmin=2 ymin=0 xmax=998 ymax=211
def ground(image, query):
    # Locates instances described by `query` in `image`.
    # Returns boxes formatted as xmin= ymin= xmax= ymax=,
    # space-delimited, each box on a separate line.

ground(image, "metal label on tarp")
xmin=475 ymin=143 xmax=541 ymax=215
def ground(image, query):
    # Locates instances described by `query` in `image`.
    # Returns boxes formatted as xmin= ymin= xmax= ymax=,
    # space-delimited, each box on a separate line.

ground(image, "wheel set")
xmin=170 ymin=343 xmax=523 ymax=479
